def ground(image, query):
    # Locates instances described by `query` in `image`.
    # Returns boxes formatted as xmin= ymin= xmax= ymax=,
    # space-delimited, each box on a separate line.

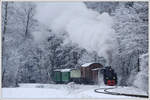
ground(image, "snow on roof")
xmin=92 ymin=68 xmax=101 ymax=70
xmin=81 ymin=63 xmax=94 ymax=67
xmin=54 ymin=69 xmax=62 ymax=71
xmin=54 ymin=69 xmax=71 ymax=72
xmin=61 ymin=69 xmax=71 ymax=72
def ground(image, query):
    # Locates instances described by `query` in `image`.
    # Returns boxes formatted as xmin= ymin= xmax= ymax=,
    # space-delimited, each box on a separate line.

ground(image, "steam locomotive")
xmin=101 ymin=66 xmax=117 ymax=86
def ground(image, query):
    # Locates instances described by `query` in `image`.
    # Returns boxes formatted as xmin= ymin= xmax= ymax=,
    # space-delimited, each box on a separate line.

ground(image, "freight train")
xmin=53 ymin=63 xmax=117 ymax=86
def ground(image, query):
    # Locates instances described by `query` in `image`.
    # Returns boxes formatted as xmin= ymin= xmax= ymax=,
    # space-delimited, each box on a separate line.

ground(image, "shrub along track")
xmin=94 ymin=86 xmax=148 ymax=98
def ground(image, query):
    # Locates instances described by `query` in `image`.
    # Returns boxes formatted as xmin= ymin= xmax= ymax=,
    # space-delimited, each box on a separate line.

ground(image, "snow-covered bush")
xmin=66 ymin=82 xmax=79 ymax=94
xmin=36 ymin=85 xmax=44 ymax=88
xmin=133 ymin=53 xmax=148 ymax=92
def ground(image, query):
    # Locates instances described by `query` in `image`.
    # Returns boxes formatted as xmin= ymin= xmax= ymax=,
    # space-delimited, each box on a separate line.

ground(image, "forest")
xmin=2 ymin=1 xmax=148 ymax=93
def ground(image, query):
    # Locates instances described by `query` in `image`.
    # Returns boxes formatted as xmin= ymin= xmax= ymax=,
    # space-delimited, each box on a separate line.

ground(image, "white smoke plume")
xmin=34 ymin=2 xmax=117 ymax=65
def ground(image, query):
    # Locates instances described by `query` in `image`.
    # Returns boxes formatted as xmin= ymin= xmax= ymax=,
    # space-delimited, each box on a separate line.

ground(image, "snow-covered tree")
xmin=133 ymin=53 xmax=148 ymax=92
xmin=2 ymin=2 xmax=38 ymax=87
xmin=85 ymin=2 xmax=119 ymax=15
xmin=2 ymin=2 xmax=22 ymax=87
xmin=113 ymin=2 xmax=148 ymax=86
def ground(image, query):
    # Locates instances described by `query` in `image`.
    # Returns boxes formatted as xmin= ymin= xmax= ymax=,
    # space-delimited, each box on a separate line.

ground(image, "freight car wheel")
xmin=94 ymin=87 xmax=148 ymax=98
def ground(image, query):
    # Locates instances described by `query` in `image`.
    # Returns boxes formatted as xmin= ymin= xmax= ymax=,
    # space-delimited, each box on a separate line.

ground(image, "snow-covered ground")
xmin=2 ymin=83 xmax=147 ymax=98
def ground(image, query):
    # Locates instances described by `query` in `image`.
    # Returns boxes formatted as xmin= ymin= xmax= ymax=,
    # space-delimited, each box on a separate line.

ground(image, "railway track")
xmin=94 ymin=87 xmax=149 ymax=98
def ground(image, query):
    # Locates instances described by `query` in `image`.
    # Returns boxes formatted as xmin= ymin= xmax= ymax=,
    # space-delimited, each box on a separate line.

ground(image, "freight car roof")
xmin=92 ymin=68 xmax=101 ymax=70
xmin=81 ymin=62 xmax=94 ymax=67
xmin=61 ymin=69 xmax=71 ymax=72
xmin=54 ymin=69 xmax=62 ymax=71
xmin=54 ymin=69 xmax=71 ymax=72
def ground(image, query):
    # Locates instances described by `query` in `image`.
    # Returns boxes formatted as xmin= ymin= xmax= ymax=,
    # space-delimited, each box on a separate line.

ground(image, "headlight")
xmin=113 ymin=77 xmax=115 ymax=79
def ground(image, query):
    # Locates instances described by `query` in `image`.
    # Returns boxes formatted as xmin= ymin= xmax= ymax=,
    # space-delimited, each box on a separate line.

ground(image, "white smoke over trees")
xmin=34 ymin=2 xmax=117 ymax=65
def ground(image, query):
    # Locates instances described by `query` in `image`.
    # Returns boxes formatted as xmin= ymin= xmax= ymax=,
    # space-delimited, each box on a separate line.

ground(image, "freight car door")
xmin=92 ymin=69 xmax=99 ymax=84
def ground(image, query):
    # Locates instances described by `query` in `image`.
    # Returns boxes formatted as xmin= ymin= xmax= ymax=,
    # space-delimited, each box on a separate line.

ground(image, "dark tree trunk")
xmin=2 ymin=69 xmax=6 ymax=87
xmin=137 ymin=53 xmax=140 ymax=72
xmin=24 ymin=8 xmax=32 ymax=38
xmin=3 ymin=2 xmax=8 ymax=37
xmin=25 ymin=12 xmax=30 ymax=38
xmin=2 ymin=2 xmax=8 ymax=87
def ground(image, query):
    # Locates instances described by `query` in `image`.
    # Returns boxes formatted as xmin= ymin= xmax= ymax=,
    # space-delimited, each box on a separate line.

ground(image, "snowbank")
xmin=108 ymin=86 xmax=147 ymax=95
xmin=133 ymin=53 xmax=148 ymax=92
xmin=2 ymin=83 xmax=142 ymax=98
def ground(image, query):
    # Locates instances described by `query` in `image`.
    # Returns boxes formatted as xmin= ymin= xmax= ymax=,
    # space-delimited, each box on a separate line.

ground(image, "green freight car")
xmin=61 ymin=69 xmax=71 ymax=83
xmin=53 ymin=69 xmax=62 ymax=84
xmin=53 ymin=69 xmax=71 ymax=84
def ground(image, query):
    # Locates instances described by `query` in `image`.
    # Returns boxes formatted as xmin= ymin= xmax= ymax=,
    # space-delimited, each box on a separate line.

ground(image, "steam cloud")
xmin=34 ymin=2 xmax=116 ymax=65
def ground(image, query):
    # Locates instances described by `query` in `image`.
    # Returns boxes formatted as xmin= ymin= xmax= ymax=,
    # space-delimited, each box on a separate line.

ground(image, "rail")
xmin=94 ymin=87 xmax=148 ymax=98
